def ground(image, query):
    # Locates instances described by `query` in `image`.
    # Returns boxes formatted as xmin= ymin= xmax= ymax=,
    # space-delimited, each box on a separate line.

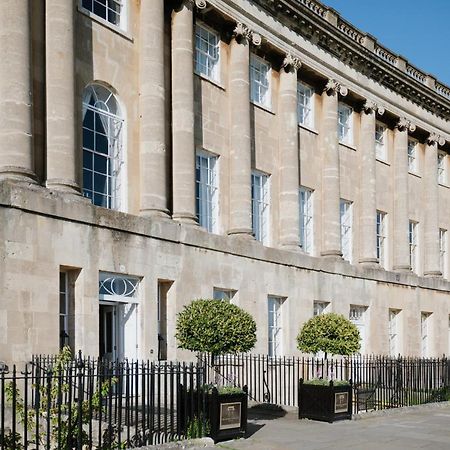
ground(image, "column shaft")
xmin=140 ymin=0 xmax=169 ymax=216
xmin=359 ymin=109 xmax=378 ymax=265
xmin=423 ymin=141 xmax=441 ymax=276
xmin=393 ymin=126 xmax=410 ymax=271
xmin=0 ymin=0 xmax=35 ymax=181
xmin=278 ymin=65 xmax=300 ymax=248
xmin=46 ymin=0 xmax=79 ymax=192
xmin=228 ymin=36 xmax=253 ymax=236
xmin=171 ymin=2 xmax=197 ymax=223
xmin=320 ymin=89 xmax=341 ymax=257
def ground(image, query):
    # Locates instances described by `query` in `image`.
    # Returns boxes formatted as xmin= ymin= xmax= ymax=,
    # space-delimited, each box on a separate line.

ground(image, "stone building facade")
xmin=1 ymin=0 xmax=450 ymax=365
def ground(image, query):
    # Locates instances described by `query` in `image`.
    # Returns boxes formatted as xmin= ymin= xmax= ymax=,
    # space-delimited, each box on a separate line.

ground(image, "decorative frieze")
xmin=324 ymin=79 xmax=348 ymax=97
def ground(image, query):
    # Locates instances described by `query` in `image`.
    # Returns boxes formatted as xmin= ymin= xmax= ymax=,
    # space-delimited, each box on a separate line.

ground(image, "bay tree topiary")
xmin=296 ymin=313 xmax=360 ymax=358
xmin=175 ymin=299 xmax=257 ymax=361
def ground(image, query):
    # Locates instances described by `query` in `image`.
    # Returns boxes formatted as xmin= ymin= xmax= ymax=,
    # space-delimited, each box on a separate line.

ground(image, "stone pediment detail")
xmin=250 ymin=0 xmax=450 ymax=121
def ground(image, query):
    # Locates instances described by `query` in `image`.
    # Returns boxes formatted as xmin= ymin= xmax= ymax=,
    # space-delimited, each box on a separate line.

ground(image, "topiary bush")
xmin=296 ymin=312 xmax=360 ymax=357
xmin=175 ymin=299 xmax=257 ymax=359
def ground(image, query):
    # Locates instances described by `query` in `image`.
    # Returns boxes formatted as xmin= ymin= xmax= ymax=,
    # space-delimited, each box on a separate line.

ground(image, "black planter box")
xmin=298 ymin=379 xmax=352 ymax=423
xmin=178 ymin=385 xmax=248 ymax=443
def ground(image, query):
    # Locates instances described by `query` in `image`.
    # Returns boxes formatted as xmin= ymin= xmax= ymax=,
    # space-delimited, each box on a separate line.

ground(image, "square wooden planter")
xmin=178 ymin=385 xmax=248 ymax=443
xmin=298 ymin=378 xmax=352 ymax=423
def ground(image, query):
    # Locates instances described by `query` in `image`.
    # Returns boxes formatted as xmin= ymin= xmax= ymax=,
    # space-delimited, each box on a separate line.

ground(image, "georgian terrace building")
xmin=1 ymin=0 xmax=450 ymax=365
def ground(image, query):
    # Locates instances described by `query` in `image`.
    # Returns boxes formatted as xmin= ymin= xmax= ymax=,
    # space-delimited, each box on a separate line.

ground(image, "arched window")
xmin=82 ymin=84 xmax=125 ymax=210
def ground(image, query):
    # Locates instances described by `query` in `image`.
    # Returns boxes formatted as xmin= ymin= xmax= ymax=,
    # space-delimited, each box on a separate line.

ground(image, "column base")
xmin=393 ymin=265 xmax=411 ymax=272
xmin=0 ymin=166 xmax=37 ymax=183
xmin=320 ymin=250 xmax=343 ymax=260
xmin=140 ymin=208 xmax=171 ymax=219
xmin=46 ymin=179 xmax=81 ymax=195
xmin=359 ymin=258 xmax=380 ymax=269
xmin=172 ymin=212 xmax=198 ymax=225
xmin=423 ymin=270 xmax=442 ymax=278
xmin=280 ymin=242 xmax=301 ymax=252
xmin=227 ymin=228 xmax=254 ymax=239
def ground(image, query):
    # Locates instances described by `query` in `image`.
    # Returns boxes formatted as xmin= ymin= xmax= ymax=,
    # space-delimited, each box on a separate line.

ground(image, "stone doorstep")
xmin=127 ymin=437 xmax=215 ymax=449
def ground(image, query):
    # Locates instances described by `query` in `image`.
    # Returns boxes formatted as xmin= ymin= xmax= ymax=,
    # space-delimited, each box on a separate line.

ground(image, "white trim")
xmin=250 ymin=54 xmax=272 ymax=109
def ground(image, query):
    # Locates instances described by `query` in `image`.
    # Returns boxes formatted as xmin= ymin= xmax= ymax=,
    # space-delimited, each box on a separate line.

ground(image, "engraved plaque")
xmin=219 ymin=402 xmax=241 ymax=430
xmin=334 ymin=392 xmax=349 ymax=413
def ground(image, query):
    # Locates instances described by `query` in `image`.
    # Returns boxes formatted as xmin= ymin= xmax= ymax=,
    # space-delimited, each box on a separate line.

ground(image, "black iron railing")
xmin=199 ymin=353 xmax=450 ymax=413
xmin=1 ymin=355 xmax=206 ymax=449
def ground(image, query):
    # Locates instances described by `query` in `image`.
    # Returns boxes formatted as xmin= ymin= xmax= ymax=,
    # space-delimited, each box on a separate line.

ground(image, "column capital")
xmin=426 ymin=132 xmax=446 ymax=147
xmin=324 ymin=79 xmax=348 ymax=97
xmin=395 ymin=117 xmax=416 ymax=133
xmin=282 ymin=53 xmax=301 ymax=73
xmin=183 ymin=0 xmax=207 ymax=9
xmin=233 ymin=22 xmax=262 ymax=46
xmin=362 ymin=99 xmax=385 ymax=116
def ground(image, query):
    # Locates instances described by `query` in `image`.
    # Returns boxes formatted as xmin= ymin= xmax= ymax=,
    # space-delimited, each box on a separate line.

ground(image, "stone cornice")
xmin=247 ymin=0 xmax=450 ymax=121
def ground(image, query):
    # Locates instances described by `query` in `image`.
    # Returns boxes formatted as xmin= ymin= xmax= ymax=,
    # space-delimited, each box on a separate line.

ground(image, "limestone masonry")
xmin=1 ymin=0 xmax=450 ymax=365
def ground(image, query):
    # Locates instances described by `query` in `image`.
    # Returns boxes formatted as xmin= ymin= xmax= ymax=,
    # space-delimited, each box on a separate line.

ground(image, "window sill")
xmin=194 ymin=72 xmax=225 ymax=91
xmin=298 ymin=124 xmax=318 ymax=135
xmin=251 ymin=101 xmax=275 ymax=116
xmin=77 ymin=5 xmax=134 ymax=42
xmin=408 ymin=171 xmax=421 ymax=178
xmin=376 ymin=158 xmax=390 ymax=166
xmin=339 ymin=141 xmax=356 ymax=151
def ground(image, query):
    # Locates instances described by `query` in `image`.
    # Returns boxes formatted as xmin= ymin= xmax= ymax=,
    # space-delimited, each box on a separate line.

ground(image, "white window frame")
xmin=60 ymin=272 xmax=69 ymax=350
xmin=349 ymin=305 xmax=367 ymax=354
xmin=250 ymin=54 xmax=271 ymax=108
xmin=376 ymin=211 xmax=387 ymax=269
xmin=297 ymin=81 xmax=314 ymax=128
xmin=407 ymin=138 xmax=418 ymax=173
xmin=340 ymin=199 xmax=353 ymax=263
xmin=268 ymin=296 xmax=284 ymax=357
xmin=82 ymin=84 xmax=126 ymax=211
xmin=213 ymin=288 xmax=236 ymax=302
xmin=194 ymin=23 xmax=220 ymax=82
xmin=389 ymin=309 xmax=400 ymax=357
xmin=438 ymin=151 xmax=447 ymax=185
xmin=299 ymin=187 xmax=314 ymax=254
xmin=196 ymin=150 xmax=219 ymax=233
xmin=409 ymin=220 xmax=418 ymax=273
xmin=421 ymin=312 xmax=431 ymax=358
xmin=338 ymin=103 xmax=353 ymax=145
xmin=252 ymin=171 xmax=270 ymax=245
xmin=79 ymin=0 xmax=127 ymax=31
xmin=440 ymin=228 xmax=447 ymax=278
xmin=313 ymin=301 xmax=329 ymax=317
xmin=375 ymin=122 xmax=387 ymax=161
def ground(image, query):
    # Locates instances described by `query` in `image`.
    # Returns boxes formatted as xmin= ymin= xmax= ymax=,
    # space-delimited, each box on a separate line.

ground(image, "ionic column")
xmin=423 ymin=133 xmax=445 ymax=276
xmin=359 ymin=100 xmax=384 ymax=266
xmin=0 ymin=0 xmax=35 ymax=182
xmin=320 ymin=79 xmax=347 ymax=258
xmin=228 ymin=23 xmax=260 ymax=237
xmin=139 ymin=0 xmax=169 ymax=217
xmin=171 ymin=0 xmax=198 ymax=224
xmin=45 ymin=0 xmax=79 ymax=193
xmin=278 ymin=54 xmax=301 ymax=249
xmin=393 ymin=118 xmax=415 ymax=271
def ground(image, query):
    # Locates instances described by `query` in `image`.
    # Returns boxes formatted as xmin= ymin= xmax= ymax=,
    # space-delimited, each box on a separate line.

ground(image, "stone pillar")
xmin=0 ymin=0 xmax=35 ymax=182
xmin=320 ymin=79 xmax=347 ymax=258
xmin=45 ymin=0 xmax=79 ymax=193
xmin=139 ymin=0 xmax=169 ymax=217
xmin=171 ymin=0 xmax=198 ymax=224
xmin=228 ymin=23 xmax=259 ymax=237
xmin=423 ymin=133 xmax=445 ymax=276
xmin=393 ymin=118 xmax=415 ymax=271
xmin=359 ymin=100 xmax=384 ymax=266
xmin=278 ymin=54 xmax=301 ymax=249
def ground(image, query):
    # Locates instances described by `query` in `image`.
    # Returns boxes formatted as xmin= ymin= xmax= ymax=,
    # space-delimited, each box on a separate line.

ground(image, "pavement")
xmin=214 ymin=402 xmax=450 ymax=450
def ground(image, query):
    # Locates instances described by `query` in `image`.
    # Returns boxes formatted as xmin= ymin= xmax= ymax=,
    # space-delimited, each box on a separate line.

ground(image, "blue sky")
xmin=322 ymin=0 xmax=450 ymax=86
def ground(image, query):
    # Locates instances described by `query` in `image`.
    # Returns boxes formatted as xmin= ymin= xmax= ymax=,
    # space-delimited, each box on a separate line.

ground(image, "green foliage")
xmin=303 ymin=378 xmax=350 ymax=386
xmin=5 ymin=347 xmax=122 ymax=450
xmin=296 ymin=313 xmax=360 ymax=356
xmin=175 ymin=299 xmax=257 ymax=356
xmin=198 ymin=384 xmax=245 ymax=395
xmin=0 ymin=430 xmax=23 ymax=450
xmin=186 ymin=415 xmax=210 ymax=439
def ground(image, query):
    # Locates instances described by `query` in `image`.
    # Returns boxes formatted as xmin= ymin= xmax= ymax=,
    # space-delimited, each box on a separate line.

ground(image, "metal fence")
xmin=200 ymin=354 xmax=450 ymax=413
xmin=1 ymin=354 xmax=206 ymax=449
